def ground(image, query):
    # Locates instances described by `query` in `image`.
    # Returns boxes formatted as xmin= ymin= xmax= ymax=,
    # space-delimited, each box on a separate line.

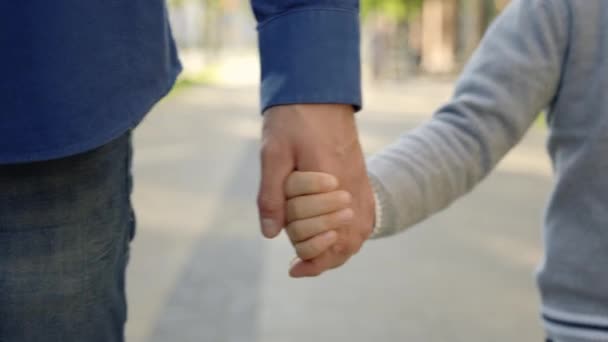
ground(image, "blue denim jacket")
xmin=0 ymin=1 xmax=361 ymax=164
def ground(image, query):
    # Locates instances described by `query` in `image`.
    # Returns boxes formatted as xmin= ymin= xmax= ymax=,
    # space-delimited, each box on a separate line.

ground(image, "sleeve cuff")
xmin=368 ymin=172 xmax=398 ymax=239
xmin=372 ymin=190 xmax=384 ymax=235
xmin=257 ymin=9 xmax=362 ymax=112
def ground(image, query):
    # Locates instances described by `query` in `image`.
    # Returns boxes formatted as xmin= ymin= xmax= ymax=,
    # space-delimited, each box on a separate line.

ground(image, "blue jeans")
xmin=0 ymin=133 xmax=134 ymax=342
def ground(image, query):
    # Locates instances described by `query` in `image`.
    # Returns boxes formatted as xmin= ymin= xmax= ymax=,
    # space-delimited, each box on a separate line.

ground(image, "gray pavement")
xmin=125 ymin=80 xmax=551 ymax=342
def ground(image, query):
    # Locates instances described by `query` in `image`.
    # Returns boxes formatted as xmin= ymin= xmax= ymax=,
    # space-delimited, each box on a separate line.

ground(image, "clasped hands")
xmin=257 ymin=104 xmax=375 ymax=278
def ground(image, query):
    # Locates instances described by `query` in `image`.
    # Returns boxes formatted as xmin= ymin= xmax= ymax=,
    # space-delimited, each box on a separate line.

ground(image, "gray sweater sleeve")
xmin=368 ymin=0 xmax=569 ymax=238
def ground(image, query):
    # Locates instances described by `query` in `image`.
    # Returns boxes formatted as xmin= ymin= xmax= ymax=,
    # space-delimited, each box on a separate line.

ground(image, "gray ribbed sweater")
xmin=367 ymin=1 xmax=608 ymax=341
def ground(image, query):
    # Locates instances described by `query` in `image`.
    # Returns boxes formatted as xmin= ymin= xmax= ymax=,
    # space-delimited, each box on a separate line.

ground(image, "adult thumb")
xmin=257 ymin=142 xmax=294 ymax=238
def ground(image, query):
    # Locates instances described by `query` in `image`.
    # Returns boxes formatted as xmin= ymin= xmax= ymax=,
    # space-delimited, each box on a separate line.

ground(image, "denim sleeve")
xmin=251 ymin=1 xmax=361 ymax=112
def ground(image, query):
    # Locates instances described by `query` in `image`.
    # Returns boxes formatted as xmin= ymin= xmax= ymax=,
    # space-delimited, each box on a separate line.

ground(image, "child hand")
xmin=284 ymin=171 xmax=354 ymax=271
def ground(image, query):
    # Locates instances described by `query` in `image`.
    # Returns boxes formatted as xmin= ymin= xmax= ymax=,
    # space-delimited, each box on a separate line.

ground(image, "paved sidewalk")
xmin=126 ymin=79 xmax=550 ymax=342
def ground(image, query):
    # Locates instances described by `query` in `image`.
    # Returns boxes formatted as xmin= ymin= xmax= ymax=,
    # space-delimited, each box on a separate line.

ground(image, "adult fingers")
xmin=289 ymin=251 xmax=348 ymax=278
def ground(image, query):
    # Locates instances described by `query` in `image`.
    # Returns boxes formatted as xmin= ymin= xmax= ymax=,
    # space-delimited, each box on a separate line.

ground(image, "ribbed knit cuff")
xmin=368 ymin=172 xmax=397 ymax=239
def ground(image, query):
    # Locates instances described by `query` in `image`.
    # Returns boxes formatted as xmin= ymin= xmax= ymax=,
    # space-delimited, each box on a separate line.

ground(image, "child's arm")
xmin=283 ymin=171 xmax=354 ymax=277
xmin=369 ymin=0 xmax=570 ymax=237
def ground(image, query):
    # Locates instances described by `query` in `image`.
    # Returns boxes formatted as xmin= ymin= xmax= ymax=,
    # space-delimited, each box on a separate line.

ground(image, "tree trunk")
xmin=421 ymin=0 xmax=457 ymax=73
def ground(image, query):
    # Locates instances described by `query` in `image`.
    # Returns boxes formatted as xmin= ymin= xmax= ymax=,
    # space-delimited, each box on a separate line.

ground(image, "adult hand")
xmin=257 ymin=104 xmax=375 ymax=277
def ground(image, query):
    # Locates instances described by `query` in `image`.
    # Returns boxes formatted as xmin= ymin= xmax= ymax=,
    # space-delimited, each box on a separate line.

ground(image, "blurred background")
xmin=127 ymin=0 xmax=551 ymax=341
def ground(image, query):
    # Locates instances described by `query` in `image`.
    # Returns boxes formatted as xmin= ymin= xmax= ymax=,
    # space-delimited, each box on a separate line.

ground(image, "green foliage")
xmin=361 ymin=0 xmax=423 ymax=21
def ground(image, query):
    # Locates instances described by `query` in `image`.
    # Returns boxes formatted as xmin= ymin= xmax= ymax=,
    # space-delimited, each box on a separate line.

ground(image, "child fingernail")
xmin=324 ymin=176 xmax=338 ymax=189
xmin=340 ymin=191 xmax=352 ymax=203
xmin=337 ymin=209 xmax=354 ymax=221
xmin=324 ymin=231 xmax=337 ymax=241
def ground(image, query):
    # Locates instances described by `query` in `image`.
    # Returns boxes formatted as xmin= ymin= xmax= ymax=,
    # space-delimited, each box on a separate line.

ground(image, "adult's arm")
xmin=251 ymin=0 xmax=375 ymax=277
